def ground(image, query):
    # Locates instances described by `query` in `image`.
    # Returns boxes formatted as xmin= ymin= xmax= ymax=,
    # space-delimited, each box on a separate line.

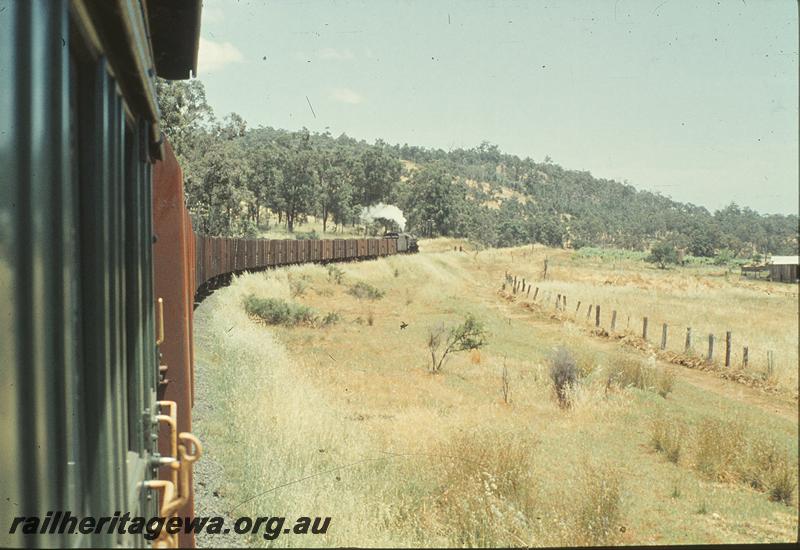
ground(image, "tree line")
xmin=157 ymin=79 xmax=798 ymax=258
xmin=157 ymin=79 xmax=402 ymax=236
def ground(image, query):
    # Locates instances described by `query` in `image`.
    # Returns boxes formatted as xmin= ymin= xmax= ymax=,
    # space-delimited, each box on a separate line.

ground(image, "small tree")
xmin=646 ymin=240 xmax=679 ymax=269
xmin=501 ymin=362 xmax=511 ymax=404
xmin=713 ymin=248 xmax=735 ymax=266
xmin=427 ymin=314 xmax=487 ymax=374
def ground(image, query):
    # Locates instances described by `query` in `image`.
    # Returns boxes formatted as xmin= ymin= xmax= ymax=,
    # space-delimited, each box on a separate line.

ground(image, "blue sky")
xmin=195 ymin=0 xmax=798 ymax=215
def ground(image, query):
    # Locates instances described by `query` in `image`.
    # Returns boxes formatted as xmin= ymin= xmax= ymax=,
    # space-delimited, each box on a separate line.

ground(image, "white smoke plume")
xmin=360 ymin=203 xmax=406 ymax=231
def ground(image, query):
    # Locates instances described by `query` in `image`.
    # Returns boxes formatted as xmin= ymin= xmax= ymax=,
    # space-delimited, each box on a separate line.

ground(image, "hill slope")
xmin=191 ymin=242 xmax=798 ymax=547
xmin=157 ymin=79 xmax=798 ymax=257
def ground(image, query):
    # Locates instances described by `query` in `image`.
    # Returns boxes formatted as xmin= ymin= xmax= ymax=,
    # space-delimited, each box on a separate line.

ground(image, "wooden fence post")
xmin=575 ymin=301 xmax=581 ymax=314
xmin=556 ymin=294 xmax=561 ymax=309
xmin=725 ymin=331 xmax=731 ymax=367
xmin=522 ymin=278 xmax=526 ymax=292
xmin=562 ymin=295 xmax=567 ymax=310
xmin=642 ymin=317 xmax=648 ymax=340
xmin=586 ymin=304 xmax=593 ymax=320
xmin=685 ymin=327 xmax=692 ymax=352
xmin=767 ymin=350 xmax=774 ymax=378
xmin=707 ymin=334 xmax=714 ymax=363
xmin=533 ymin=287 xmax=539 ymax=300
xmin=661 ymin=324 xmax=668 ymax=350
xmin=595 ymin=305 xmax=601 ymax=327
xmin=526 ymin=286 xmax=531 ymax=297
xmin=742 ymin=346 xmax=748 ymax=368
xmin=610 ymin=310 xmax=617 ymax=331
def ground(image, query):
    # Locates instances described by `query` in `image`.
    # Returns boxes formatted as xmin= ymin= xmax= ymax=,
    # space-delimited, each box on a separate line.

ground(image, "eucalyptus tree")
xmin=314 ymin=148 xmax=352 ymax=233
xmin=155 ymin=78 xmax=215 ymax=161
xmin=275 ymin=131 xmax=317 ymax=232
xmin=401 ymin=163 xmax=467 ymax=237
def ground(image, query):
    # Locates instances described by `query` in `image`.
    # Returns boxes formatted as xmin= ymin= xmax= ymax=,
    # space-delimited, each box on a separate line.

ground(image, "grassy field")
xmin=192 ymin=240 xmax=798 ymax=547
xmin=499 ymin=244 xmax=798 ymax=394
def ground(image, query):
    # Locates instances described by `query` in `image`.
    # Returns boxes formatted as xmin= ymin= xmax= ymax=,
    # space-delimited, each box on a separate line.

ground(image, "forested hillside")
xmin=157 ymin=79 xmax=798 ymax=258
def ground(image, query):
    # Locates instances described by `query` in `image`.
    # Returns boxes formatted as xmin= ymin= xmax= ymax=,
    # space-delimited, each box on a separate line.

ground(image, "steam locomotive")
xmin=1 ymin=1 xmax=415 ymax=548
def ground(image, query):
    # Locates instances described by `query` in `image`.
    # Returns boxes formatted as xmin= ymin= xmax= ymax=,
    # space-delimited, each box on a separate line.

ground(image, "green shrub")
xmin=289 ymin=275 xmax=310 ymax=297
xmin=295 ymin=230 xmax=319 ymax=240
xmin=348 ymin=281 xmax=385 ymax=300
xmin=243 ymin=295 xmax=316 ymax=326
xmin=646 ymin=240 xmax=679 ymax=269
xmin=572 ymin=247 xmax=647 ymax=262
xmin=713 ymin=248 xmax=735 ymax=266
xmin=427 ymin=314 xmax=488 ymax=373
xmin=326 ymin=265 xmax=345 ymax=284
xmin=321 ymin=311 xmax=341 ymax=326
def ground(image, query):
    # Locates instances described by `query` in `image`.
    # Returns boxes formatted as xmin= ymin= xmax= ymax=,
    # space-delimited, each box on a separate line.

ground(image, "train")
xmin=0 ymin=1 xmax=416 ymax=548
xmin=192 ymin=228 xmax=419 ymax=302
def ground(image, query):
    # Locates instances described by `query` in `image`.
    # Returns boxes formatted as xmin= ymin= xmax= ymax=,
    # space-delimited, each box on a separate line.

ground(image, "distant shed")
xmin=768 ymin=256 xmax=799 ymax=283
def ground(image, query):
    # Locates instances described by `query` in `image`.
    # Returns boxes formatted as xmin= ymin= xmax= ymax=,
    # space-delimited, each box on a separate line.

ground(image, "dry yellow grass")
xmin=192 ymin=241 xmax=798 ymax=547
xmin=477 ymin=244 xmax=799 ymax=393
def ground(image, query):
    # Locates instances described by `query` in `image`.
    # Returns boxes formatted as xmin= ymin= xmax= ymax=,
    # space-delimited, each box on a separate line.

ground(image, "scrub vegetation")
xmin=193 ymin=239 xmax=798 ymax=547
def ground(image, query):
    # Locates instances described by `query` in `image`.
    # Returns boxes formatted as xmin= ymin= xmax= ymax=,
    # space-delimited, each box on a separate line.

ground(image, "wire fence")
xmin=501 ymin=271 xmax=781 ymax=384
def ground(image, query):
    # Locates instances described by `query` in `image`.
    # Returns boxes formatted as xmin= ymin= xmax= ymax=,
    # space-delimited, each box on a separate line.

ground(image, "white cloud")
xmin=330 ymin=88 xmax=364 ymax=104
xmin=318 ymin=48 xmax=355 ymax=61
xmin=197 ymin=37 xmax=244 ymax=74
